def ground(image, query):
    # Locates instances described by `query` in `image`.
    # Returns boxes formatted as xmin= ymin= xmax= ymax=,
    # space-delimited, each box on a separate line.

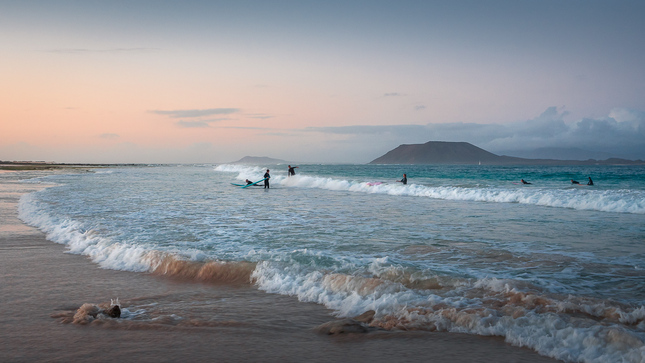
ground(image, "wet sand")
xmin=0 ymin=172 xmax=559 ymax=362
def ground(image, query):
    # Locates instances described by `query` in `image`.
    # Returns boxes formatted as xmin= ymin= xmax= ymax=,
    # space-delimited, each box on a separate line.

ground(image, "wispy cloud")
xmin=384 ymin=92 xmax=404 ymax=97
xmin=151 ymin=108 xmax=240 ymax=118
xmin=176 ymin=118 xmax=236 ymax=128
xmin=302 ymin=107 xmax=645 ymax=159
xmin=218 ymin=126 xmax=269 ymax=130
xmin=247 ymin=113 xmax=274 ymax=119
xmin=176 ymin=121 xmax=211 ymax=128
xmin=98 ymin=133 xmax=120 ymax=139
xmin=44 ymin=48 xmax=160 ymax=54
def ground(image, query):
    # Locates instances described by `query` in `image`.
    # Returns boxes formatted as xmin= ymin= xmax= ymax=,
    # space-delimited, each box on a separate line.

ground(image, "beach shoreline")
xmin=0 ymin=171 xmax=558 ymax=362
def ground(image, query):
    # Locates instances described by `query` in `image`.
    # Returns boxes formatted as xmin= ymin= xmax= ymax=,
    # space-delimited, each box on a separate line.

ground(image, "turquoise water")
xmin=15 ymin=164 xmax=645 ymax=362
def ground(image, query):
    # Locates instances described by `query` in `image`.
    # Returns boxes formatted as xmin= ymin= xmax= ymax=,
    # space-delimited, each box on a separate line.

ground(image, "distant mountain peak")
xmin=231 ymin=156 xmax=288 ymax=164
xmin=369 ymin=141 xmax=644 ymax=165
xmin=370 ymin=141 xmax=501 ymax=164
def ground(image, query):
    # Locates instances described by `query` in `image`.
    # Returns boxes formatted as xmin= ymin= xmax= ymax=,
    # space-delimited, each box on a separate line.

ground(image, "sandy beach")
xmin=0 ymin=171 xmax=559 ymax=362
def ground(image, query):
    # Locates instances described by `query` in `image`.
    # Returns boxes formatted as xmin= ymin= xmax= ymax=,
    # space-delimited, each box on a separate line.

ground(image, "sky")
xmin=1 ymin=0 xmax=644 ymax=163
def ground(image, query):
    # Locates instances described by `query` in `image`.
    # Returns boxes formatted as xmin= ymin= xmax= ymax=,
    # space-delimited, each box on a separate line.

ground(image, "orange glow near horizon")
xmin=2 ymin=2 xmax=644 ymax=163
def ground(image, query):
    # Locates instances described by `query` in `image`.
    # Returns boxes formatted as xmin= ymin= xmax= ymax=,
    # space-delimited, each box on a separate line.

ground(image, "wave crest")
xmin=148 ymin=254 xmax=255 ymax=285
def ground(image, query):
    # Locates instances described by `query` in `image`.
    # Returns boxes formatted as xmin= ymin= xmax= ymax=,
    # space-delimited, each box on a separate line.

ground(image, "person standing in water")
xmin=587 ymin=177 xmax=593 ymax=186
xmin=264 ymin=169 xmax=270 ymax=189
xmin=287 ymin=165 xmax=298 ymax=177
xmin=397 ymin=173 xmax=407 ymax=185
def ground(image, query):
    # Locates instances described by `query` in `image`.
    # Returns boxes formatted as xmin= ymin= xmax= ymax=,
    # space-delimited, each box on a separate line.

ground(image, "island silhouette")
xmin=369 ymin=141 xmax=644 ymax=165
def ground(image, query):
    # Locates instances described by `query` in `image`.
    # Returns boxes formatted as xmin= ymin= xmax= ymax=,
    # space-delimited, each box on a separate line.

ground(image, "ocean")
xmin=15 ymin=163 xmax=645 ymax=362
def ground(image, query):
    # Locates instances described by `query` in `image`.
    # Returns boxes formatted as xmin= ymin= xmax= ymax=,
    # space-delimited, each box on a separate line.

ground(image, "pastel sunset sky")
xmin=2 ymin=0 xmax=644 ymax=163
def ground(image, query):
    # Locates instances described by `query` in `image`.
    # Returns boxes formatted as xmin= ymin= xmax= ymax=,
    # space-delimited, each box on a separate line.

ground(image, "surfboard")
xmin=231 ymin=183 xmax=264 ymax=187
xmin=241 ymin=178 xmax=268 ymax=188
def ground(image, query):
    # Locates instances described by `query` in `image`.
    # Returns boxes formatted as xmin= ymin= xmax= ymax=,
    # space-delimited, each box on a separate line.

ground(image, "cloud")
xmin=151 ymin=108 xmax=240 ymax=118
xmin=98 ymin=133 xmax=120 ymax=139
xmin=384 ymin=93 xmax=404 ymax=97
xmin=45 ymin=48 xmax=159 ymax=54
xmin=219 ymin=126 xmax=269 ymax=130
xmin=175 ymin=117 xmax=236 ymax=128
xmin=247 ymin=114 xmax=274 ymax=119
xmin=302 ymin=107 xmax=645 ymax=160
xmin=176 ymin=120 xmax=211 ymax=128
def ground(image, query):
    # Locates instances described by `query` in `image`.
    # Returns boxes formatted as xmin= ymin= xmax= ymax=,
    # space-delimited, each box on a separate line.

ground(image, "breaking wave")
xmin=218 ymin=164 xmax=645 ymax=214
xmin=252 ymin=261 xmax=645 ymax=363
xmin=17 ymin=192 xmax=254 ymax=286
xmin=17 ymin=166 xmax=645 ymax=362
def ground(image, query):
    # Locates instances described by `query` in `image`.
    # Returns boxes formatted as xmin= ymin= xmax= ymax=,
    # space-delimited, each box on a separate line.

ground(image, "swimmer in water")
xmin=397 ymin=173 xmax=407 ymax=185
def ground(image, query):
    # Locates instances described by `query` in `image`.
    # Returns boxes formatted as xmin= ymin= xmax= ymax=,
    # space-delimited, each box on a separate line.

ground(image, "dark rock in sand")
xmin=353 ymin=310 xmax=375 ymax=324
xmin=315 ymin=318 xmax=369 ymax=335
xmin=103 ymin=305 xmax=121 ymax=318
xmin=315 ymin=310 xmax=376 ymax=335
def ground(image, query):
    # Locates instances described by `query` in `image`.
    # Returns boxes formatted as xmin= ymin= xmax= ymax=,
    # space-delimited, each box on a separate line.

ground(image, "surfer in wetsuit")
xmin=287 ymin=165 xmax=298 ymax=176
xmin=397 ymin=173 xmax=407 ymax=185
xmin=521 ymin=179 xmax=531 ymax=184
xmin=264 ymin=169 xmax=270 ymax=188
xmin=571 ymin=179 xmax=580 ymax=184
xmin=245 ymin=179 xmax=253 ymax=185
xmin=587 ymin=177 xmax=593 ymax=186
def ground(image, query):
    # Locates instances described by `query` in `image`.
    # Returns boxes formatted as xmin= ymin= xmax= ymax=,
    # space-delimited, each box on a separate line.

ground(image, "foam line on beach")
xmin=216 ymin=164 xmax=645 ymax=214
xmin=19 ymin=192 xmax=153 ymax=272
xmin=16 ymin=167 xmax=645 ymax=362
xmin=251 ymin=260 xmax=645 ymax=363
xmin=18 ymin=191 xmax=258 ymax=286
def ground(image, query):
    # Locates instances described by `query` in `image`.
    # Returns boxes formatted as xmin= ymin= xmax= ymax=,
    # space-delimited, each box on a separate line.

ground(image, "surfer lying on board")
xmin=571 ymin=179 xmax=580 ymax=184
xmin=397 ymin=174 xmax=407 ymax=185
xmin=521 ymin=179 xmax=531 ymax=184
xmin=245 ymin=179 xmax=253 ymax=185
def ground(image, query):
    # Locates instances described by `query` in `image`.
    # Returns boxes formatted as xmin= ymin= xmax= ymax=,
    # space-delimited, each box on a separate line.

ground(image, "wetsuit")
xmin=587 ymin=178 xmax=593 ymax=186
xmin=288 ymin=167 xmax=296 ymax=176
xmin=401 ymin=176 xmax=407 ymax=185
xmin=264 ymin=172 xmax=270 ymax=188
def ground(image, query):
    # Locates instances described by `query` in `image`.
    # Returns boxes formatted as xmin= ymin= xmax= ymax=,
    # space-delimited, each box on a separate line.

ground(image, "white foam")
xmin=18 ymin=192 xmax=152 ymax=272
xmin=215 ymin=164 xmax=277 ymax=184
xmin=215 ymin=167 xmax=645 ymax=214
xmin=251 ymin=261 xmax=645 ymax=363
xmin=16 ymin=167 xmax=645 ymax=362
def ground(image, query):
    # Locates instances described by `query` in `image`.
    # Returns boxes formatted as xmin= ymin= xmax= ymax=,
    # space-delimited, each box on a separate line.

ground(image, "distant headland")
xmin=230 ymin=156 xmax=289 ymax=165
xmin=0 ymin=161 xmax=136 ymax=171
xmin=369 ymin=141 xmax=645 ymax=165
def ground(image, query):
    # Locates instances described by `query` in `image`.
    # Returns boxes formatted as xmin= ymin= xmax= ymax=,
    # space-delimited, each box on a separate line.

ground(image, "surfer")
xmin=587 ymin=177 xmax=593 ymax=186
xmin=288 ymin=165 xmax=298 ymax=176
xmin=397 ymin=173 xmax=407 ymax=185
xmin=245 ymin=179 xmax=253 ymax=185
xmin=521 ymin=179 xmax=531 ymax=184
xmin=264 ymin=169 xmax=270 ymax=189
xmin=571 ymin=179 xmax=580 ymax=184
